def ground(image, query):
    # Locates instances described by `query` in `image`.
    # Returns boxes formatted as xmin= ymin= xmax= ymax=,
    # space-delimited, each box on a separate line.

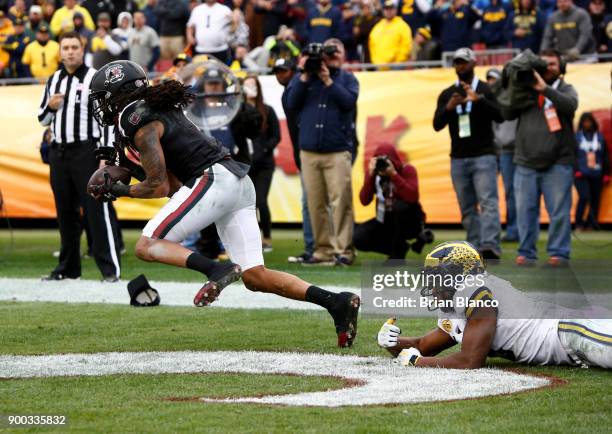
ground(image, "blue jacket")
xmin=286 ymin=68 xmax=359 ymax=153
xmin=576 ymin=131 xmax=609 ymax=178
xmin=504 ymin=8 xmax=545 ymax=52
xmin=306 ymin=4 xmax=341 ymax=43
xmin=427 ymin=5 xmax=480 ymax=52
xmin=479 ymin=4 xmax=509 ymax=47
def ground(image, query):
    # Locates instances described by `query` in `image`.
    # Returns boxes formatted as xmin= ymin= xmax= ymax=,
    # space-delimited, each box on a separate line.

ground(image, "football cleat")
xmin=331 ymin=292 xmax=361 ymax=348
xmin=193 ymin=263 xmax=242 ymax=307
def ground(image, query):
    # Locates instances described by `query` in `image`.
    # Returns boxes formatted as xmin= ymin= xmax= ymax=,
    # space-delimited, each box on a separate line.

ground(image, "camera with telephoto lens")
xmin=375 ymin=156 xmax=391 ymax=173
xmin=303 ymin=43 xmax=339 ymax=75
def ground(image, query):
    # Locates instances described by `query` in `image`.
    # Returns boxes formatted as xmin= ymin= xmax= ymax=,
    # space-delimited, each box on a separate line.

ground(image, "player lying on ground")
xmin=377 ymin=241 xmax=612 ymax=368
xmin=87 ymin=60 xmax=360 ymax=347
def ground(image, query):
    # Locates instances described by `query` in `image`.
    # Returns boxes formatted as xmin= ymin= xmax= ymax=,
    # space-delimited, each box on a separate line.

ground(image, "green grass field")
xmin=0 ymin=228 xmax=611 ymax=433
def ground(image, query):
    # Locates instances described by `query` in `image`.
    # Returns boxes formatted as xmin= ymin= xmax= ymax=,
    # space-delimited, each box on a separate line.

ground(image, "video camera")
xmin=375 ymin=156 xmax=391 ymax=174
xmin=303 ymin=43 xmax=339 ymax=75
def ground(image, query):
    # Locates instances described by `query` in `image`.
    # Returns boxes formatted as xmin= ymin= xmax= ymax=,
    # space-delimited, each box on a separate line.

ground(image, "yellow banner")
xmin=1 ymin=63 xmax=610 ymax=223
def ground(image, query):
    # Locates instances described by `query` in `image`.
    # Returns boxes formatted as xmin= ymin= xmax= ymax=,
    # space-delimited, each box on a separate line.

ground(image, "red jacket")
xmin=360 ymin=144 xmax=419 ymax=206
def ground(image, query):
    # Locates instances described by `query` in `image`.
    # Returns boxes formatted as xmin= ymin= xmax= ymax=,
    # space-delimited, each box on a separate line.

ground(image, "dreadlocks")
xmin=142 ymin=80 xmax=194 ymax=110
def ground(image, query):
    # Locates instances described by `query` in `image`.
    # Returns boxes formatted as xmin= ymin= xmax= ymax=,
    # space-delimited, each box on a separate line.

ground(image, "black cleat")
xmin=330 ymin=292 xmax=361 ymax=348
xmin=193 ymin=263 xmax=242 ymax=307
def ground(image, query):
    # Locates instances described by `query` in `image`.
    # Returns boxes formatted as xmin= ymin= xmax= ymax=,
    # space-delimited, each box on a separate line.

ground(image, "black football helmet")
xmin=90 ymin=60 xmax=148 ymax=126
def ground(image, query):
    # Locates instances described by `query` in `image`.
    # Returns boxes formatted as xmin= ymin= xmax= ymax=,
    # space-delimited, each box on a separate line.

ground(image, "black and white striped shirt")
xmin=38 ymin=63 xmax=110 ymax=146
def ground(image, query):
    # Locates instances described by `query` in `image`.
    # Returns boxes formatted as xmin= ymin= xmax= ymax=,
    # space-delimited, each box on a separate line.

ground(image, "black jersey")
xmin=118 ymin=100 xmax=249 ymax=184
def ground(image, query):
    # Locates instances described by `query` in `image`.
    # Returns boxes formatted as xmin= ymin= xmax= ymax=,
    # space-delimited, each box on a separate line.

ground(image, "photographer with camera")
xmin=433 ymin=47 xmax=503 ymax=260
xmin=501 ymin=49 xmax=578 ymax=267
xmin=354 ymin=144 xmax=433 ymax=261
xmin=286 ymin=38 xmax=359 ymax=266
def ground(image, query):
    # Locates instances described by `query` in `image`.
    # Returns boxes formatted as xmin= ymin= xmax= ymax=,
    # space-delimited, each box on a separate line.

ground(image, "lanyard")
xmin=455 ymin=76 xmax=479 ymax=115
xmin=543 ymin=79 xmax=560 ymax=109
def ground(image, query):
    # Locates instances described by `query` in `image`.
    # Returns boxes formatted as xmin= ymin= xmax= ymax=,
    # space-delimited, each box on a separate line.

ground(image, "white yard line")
xmin=0 ymin=351 xmax=550 ymax=407
xmin=0 ymin=278 xmax=357 ymax=310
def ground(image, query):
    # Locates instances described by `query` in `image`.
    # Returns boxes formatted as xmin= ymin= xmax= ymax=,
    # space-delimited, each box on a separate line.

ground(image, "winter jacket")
xmin=540 ymin=5 xmax=596 ymax=54
xmin=286 ymin=68 xmax=359 ymax=153
xmin=369 ymin=16 xmax=412 ymax=64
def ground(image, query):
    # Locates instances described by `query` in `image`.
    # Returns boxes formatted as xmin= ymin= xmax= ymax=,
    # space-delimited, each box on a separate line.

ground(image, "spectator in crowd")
xmin=229 ymin=0 xmax=250 ymax=50
xmin=254 ymin=0 xmax=287 ymax=39
xmin=487 ymin=68 xmax=519 ymax=242
xmin=479 ymin=0 xmax=509 ymax=48
xmin=504 ymin=0 xmax=546 ymax=53
xmin=50 ymin=0 xmax=95 ymax=37
xmin=244 ymin=75 xmax=281 ymax=252
xmin=353 ymin=0 xmax=380 ymax=63
xmin=412 ymin=25 xmax=441 ymax=60
xmin=501 ymin=50 xmax=578 ymax=266
xmin=354 ymin=143 xmax=430 ymax=260
xmin=38 ymin=32 xmax=122 ymax=281
xmin=286 ymin=0 xmax=310 ymax=42
xmin=574 ymin=112 xmax=610 ymax=231
xmin=0 ymin=11 xmax=14 ymax=76
xmin=433 ymin=48 xmax=503 ymax=259
xmin=2 ymin=17 xmax=31 ymax=77
xmin=541 ymin=0 xmax=596 ymax=61
xmin=287 ymin=38 xmax=359 ymax=266
xmin=589 ymin=0 xmax=609 ymax=54
xmin=72 ymin=12 xmax=94 ymax=53
xmin=42 ymin=2 xmax=56 ymax=25
xmin=248 ymin=25 xmax=301 ymax=70
xmin=112 ymin=11 xmax=133 ymax=59
xmin=90 ymin=12 xmax=124 ymax=69
xmin=155 ymin=0 xmax=190 ymax=61
xmin=128 ymin=10 xmax=160 ymax=71
xmin=27 ymin=5 xmax=49 ymax=36
xmin=338 ymin=2 xmax=359 ymax=61
xmin=187 ymin=0 xmax=234 ymax=64
xmin=81 ymin=0 xmax=116 ymax=23
xmin=427 ymin=0 xmax=480 ymax=53
xmin=400 ymin=0 xmax=432 ymax=35
xmin=142 ymin=0 xmax=160 ymax=33
xmin=158 ymin=51 xmax=191 ymax=82
xmin=272 ymin=57 xmax=314 ymax=263
xmin=306 ymin=0 xmax=341 ymax=43
xmin=22 ymin=25 xmax=60 ymax=78
xmin=369 ymin=0 xmax=412 ymax=66
xmin=8 ymin=0 xmax=27 ymax=22
xmin=603 ymin=13 xmax=612 ymax=54
xmin=230 ymin=43 xmax=258 ymax=72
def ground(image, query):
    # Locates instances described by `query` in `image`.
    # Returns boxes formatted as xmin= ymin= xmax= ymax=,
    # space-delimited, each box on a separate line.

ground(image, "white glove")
xmin=377 ymin=318 xmax=401 ymax=348
xmin=395 ymin=347 xmax=422 ymax=367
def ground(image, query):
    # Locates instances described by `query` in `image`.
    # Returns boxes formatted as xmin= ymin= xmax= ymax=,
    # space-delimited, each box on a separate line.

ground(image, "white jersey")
xmin=437 ymin=274 xmax=573 ymax=365
xmin=188 ymin=3 xmax=232 ymax=53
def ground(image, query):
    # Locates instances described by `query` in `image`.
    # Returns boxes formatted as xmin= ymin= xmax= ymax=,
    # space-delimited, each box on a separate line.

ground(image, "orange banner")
xmin=1 ymin=63 xmax=610 ymax=223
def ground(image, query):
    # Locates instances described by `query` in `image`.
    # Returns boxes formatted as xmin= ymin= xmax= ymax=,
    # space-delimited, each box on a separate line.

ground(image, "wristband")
xmin=408 ymin=354 xmax=421 ymax=367
xmin=110 ymin=183 xmax=131 ymax=198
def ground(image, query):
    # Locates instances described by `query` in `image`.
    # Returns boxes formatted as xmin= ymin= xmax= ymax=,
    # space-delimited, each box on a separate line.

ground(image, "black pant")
xmin=249 ymin=166 xmax=274 ymax=238
xmin=353 ymin=201 xmax=424 ymax=259
xmin=49 ymin=142 xmax=122 ymax=278
xmin=575 ymin=175 xmax=603 ymax=229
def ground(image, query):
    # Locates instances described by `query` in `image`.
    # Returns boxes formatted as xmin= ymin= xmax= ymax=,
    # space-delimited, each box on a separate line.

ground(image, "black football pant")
xmin=353 ymin=201 xmax=424 ymax=259
xmin=249 ymin=166 xmax=274 ymax=239
xmin=49 ymin=141 xmax=122 ymax=278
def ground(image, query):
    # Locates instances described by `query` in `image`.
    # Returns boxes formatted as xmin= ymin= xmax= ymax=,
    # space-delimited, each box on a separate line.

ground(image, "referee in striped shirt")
xmin=38 ymin=31 xmax=121 ymax=282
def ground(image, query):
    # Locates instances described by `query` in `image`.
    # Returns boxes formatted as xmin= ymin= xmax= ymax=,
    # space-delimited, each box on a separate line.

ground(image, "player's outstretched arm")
xmin=128 ymin=121 xmax=170 ymax=199
xmin=414 ymin=309 xmax=497 ymax=369
xmin=378 ymin=319 xmax=456 ymax=357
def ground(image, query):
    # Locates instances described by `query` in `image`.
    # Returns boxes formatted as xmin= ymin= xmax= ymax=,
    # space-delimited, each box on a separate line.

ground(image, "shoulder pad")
xmin=118 ymin=100 xmax=156 ymax=140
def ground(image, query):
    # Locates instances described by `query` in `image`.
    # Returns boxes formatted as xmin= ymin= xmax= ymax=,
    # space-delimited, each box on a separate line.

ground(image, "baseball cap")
xmin=97 ymin=12 xmax=111 ymax=22
xmin=30 ymin=5 xmax=42 ymax=14
xmin=382 ymin=0 xmax=396 ymax=8
xmin=13 ymin=17 xmax=25 ymax=26
xmin=73 ymin=12 xmax=84 ymax=20
xmin=417 ymin=26 xmax=432 ymax=40
xmin=272 ymin=57 xmax=296 ymax=72
xmin=453 ymin=47 xmax=476 ymax=63
xmin=486 ymin=68 xmax=502 ymax=80
xmin=173 ymin=53 xmax=192 ymax=66
xmin=203 ymin=67 xmax=224 ymax=83
xmin=38 ymin=24 xmax=49 ymax=33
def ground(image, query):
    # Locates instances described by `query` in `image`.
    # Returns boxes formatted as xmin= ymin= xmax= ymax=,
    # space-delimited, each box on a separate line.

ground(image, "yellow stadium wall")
xmin=0 ymin=63 xmax=610 ymax=223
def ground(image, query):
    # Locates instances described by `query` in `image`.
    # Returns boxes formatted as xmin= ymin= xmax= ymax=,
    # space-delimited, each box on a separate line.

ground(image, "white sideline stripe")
xmin=0 ymin=351 xmax=550 ymax=407
xmin=0 ymin=278 xmax=356 ymax=310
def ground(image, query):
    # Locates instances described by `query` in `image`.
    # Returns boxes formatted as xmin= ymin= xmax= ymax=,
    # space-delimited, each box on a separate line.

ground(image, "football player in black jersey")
xmin=88 ymin=60 xmax=360 ymax=347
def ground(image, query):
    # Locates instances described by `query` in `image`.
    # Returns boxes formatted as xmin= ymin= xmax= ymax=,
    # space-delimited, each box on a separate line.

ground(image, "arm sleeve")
xmin=575 ymin=12 xmax=593 ymax=52
xmin=543 ymin=84 xmax=578 ymax=116
xmin=104 ymin=35 xmax=123 ymax=55
xmin=148 ymin=46 xmax=161 ymax=71
xmin=37 ymin=78 xmax=55 ymax=126
xmin=285 ymin=79 xmax=309 ymax=112
xmin=478 ymin=86 xmax=503 ymax=122
xmin=263 ymin=107 xmax=281 ymax=152
xmin=82 ymin=8 xmax=96 ymax=31
xmin=49 ymin=10 xmax=62 ymax=36
xmin=415 ymin=0 xmax=432 ymax=14
xmin=21 ymin=42 xmax=31 ymax=65
xmin=391 ymin=164 xmax=419 ymax=203
xmin=359 ymin=170 xmax=376 ymax=206
xmin=398 ymin=23 xmax=412 ymax=62
xmin=433 ymin=90 xmax=451 ymax=131
xmin=327 ymin=72 xmax=359 ymax=111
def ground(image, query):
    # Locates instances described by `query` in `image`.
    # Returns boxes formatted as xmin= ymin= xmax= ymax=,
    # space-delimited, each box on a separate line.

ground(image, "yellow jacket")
xmin=369 ymin=16 xmax=412 ymax=65
xmin=22 ymin=39 xmax=60 ymax=78
xmin=50 ymin=6 xmax=95 ymax=36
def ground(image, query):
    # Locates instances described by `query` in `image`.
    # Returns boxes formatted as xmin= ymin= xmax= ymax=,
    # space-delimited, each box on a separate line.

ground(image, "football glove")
xmin=94 ymin=146 xmax=118 ymax=163
xmin=88 ymin=171 xmax=118 ymax=202
xmin=395 ymin=347 xmax=422 ymax=367
xmin=377 ymin=318 xmax=401 ymax=348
